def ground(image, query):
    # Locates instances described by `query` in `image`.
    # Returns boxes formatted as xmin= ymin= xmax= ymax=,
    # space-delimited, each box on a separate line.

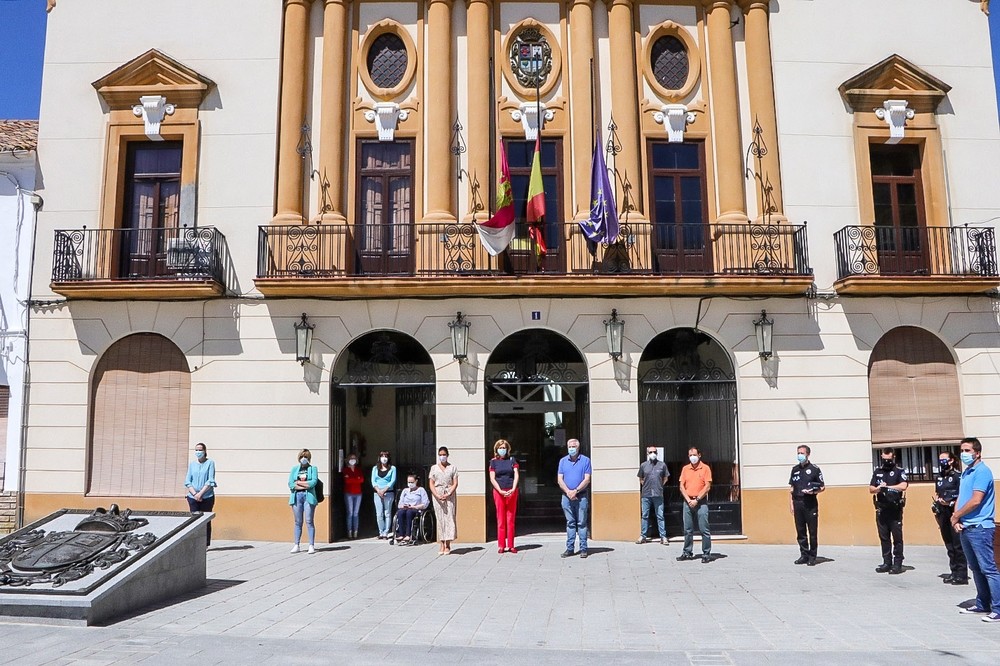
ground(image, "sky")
xmin=0 ymin=0 xmax=47 ymax=119
xmin=0 ymin=1 xmax=998 ymax=121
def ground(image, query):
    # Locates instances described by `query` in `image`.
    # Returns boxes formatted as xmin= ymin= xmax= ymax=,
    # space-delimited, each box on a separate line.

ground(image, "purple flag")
xmin=580 ymin=132 xmax=620 ymax=244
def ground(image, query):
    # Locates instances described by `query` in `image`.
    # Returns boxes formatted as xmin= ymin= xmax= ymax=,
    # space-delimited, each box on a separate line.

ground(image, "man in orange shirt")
xmin=677 ymin=446 xmax=713 ymax=563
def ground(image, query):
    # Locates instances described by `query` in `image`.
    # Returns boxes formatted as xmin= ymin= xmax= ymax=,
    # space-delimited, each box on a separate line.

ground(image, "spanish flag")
xmin=525 ymin=138 xmax=548 ymax=256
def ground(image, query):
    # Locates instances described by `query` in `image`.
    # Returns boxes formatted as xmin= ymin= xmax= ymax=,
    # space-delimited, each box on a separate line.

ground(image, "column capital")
xmin=323 ymin=0 xmax=348 ymax=6
xmin=428 ymin=0 xmax=454 ymax=6
xmin=465 ymin=0 xmax=492 ymax=7
xmin=699 ymin=0 xmax=734 ymax=10
xmin=569 ymin=0 xmax=595 ymax=9
xmin=605 ymin=0 xmax=635 ymax=9
xmin=736 ymin=0 xmax=769 ymax=12
xmin=284 ymin=0 xmax=314 ymax=7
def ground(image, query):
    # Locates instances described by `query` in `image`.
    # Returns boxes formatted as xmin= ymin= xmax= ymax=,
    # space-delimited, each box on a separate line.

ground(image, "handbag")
xmin=315 ymin=477 xmax=325 ymax=503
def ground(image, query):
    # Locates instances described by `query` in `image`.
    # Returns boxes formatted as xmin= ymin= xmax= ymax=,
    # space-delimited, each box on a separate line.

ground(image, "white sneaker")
xmin=307 ymin=545 xmax=316 ymax=554
xmin=289 ymin=544 xmax=300 ymax=553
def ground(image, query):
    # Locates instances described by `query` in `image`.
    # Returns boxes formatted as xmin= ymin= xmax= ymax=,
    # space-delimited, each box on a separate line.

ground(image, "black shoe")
xmin=580 ymin=551 xmax=589 ymax=559
xmin=676 ymin=553 xmax=695 ymax=561
xmin=888 ymin=566 xmax=903 ymax=575
xmin=701 ymin=555 xmax=711 ymax=563
xmin=951 ymin=578 xmax=969 ymax=585
xmin=942 ymin=575 xmax=954 ymax=584
xmin=794 ymin=556 xmax=809 ymax=565
xmin=561 ymin=550 xmax=574 ymax=558
xmin=807 ymin=558 xmax=818 ymax=566
xmin=875 ymin=564 xmax=892 ymax=573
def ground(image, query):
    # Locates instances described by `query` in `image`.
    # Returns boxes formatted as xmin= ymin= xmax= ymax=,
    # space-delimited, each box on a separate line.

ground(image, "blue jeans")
xmin=292 ymin=491 xmax=315 ymax=546
xmin=960 ymin=524 xmax=1000 ymax=614
xmin=682 ymin=501 xmax=711 ymax=556
xmin=640 ymin=496 xmax=666 ymax=539
xmin=374 ymin=491 xmax=395 ymax=536
xmin=345 ymin=493 xmax=362 ymax=532
xmin=561 ymin=495 xmax=589 ymax=552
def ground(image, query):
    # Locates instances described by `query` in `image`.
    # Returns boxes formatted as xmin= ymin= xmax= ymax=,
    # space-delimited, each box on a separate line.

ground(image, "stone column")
xmin=607 ymin=0 xmax=644 ymax=217
xmin=317 ymin=0 xmax=349 ymax=224
xmin=740 ymin=0 xmax=783 ymax=220
xmin=703 ymin=1 xmax=747 ymax=222
xmin=425 ymin=0 xmax=456 ymax=222
xmin=569 ymin=0 xmax=596 ymax=220
xmin=273 ymin=0 xmax=313 ymax=225
xmin=465 ymin=0 xmax=492 ymax=221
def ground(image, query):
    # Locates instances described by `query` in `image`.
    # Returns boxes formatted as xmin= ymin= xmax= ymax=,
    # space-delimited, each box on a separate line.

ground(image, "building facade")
xmin=23 ymin=0 xmax=1000 ymax=545
xmin=0 ymin=121 xmax=39 ymax=533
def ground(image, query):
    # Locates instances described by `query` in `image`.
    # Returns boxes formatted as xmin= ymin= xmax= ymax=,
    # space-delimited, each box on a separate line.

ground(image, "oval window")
xmin=367 ymin=33 xmax=408 ymax=90
xmin=650 ymin=35 xmax=689 ymax=91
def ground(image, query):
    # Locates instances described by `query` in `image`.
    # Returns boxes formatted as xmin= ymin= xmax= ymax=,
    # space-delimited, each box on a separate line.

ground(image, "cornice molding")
xmin=838 ymin=53 xmax=951 ymax=115
xmin=92 ymin=49 xmax=216 ymax=110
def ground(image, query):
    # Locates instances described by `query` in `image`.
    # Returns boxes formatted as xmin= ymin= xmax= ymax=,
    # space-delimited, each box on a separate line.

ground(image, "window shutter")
xmin=0 ymin=385 xmax=9 ymax=490
xmin=868 ymin=327 xmax=963 ymax=447
xmin=89 ymin=334 xmax=190 ymax=496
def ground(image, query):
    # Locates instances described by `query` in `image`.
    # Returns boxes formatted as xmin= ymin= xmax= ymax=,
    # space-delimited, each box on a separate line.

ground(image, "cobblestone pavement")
xmin=2 ymin=535 xmax=1000 ymax=664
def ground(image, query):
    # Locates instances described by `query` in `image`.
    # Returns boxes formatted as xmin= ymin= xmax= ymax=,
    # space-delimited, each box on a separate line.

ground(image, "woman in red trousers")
xmin=489 ymin=438 xmax=520 ymax=553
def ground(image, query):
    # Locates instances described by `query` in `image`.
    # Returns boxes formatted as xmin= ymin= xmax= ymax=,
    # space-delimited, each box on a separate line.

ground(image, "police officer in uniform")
xmin=869 ymin=447 xmax=908 ymax=574
xmin=932 ymin=450 xmax=968 ymax=585
xmin=789 ymin=445 xmax=825 ymax=565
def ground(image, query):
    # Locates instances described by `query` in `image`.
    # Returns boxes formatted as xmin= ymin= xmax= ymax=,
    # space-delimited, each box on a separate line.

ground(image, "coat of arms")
xmin=509 ymin=27 xmax=552 ymax=89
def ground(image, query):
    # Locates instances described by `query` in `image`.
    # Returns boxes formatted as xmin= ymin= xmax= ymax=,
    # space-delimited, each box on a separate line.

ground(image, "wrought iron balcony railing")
xmin=52 ymin=226 xmax=229 ymax=288
xmin=258 ymin=221 xmax=812 ymax=279
xmin=834 ymin=225 xmax=998 ymax=280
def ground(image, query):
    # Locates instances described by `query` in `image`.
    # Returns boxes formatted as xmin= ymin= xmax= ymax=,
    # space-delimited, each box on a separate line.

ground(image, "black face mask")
xmin=881 ymin=459 xmax=894 ymax=468
xmin=939 ymin=461 xmax=950 ymax=470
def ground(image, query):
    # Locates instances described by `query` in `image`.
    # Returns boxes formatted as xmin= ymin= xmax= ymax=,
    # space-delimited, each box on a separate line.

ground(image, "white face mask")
xmin=647 ymin=453 xmax=657 ymax=462
xmin=498 ymin=448 xmax=508 ymax=457
xmin=689 ymin=455 xmax=700 ymax=465
xmin=348 ymin=459 xmax=357 ymax=467
xmin=300 ymin=457 xmax=309 ymax=465
xmin=380 ymin=456 xmax=388 ymax=464
xmin=408 ymin=482 xmax=416 ymax=489
xmin=438 ymin=455 xmax=448 ymax=464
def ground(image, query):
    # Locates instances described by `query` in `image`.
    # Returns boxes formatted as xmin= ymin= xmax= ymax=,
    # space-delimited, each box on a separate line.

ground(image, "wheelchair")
xmin=388 ymin=505 xmax=436 ymax=545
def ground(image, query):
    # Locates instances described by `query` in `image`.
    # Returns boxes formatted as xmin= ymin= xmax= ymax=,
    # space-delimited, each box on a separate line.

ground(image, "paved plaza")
xmin=2 ymin=534 xmax=1000 ymax=665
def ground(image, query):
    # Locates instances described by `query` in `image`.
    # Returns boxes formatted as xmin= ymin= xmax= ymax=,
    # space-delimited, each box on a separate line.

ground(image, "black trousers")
xmin=792 ymin=497 xmax=819 ymax=558
xmin=875 ymin=506 xmax=904 ymax=566
xmin=933 ymin=504 xmax=968 ymax=579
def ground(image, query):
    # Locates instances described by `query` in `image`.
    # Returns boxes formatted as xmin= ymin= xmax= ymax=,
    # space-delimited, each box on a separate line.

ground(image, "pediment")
xmin=839 ymin=54 xmax=951 ymax=114
xmin=92 ymin=49 xmax=215 ymax=110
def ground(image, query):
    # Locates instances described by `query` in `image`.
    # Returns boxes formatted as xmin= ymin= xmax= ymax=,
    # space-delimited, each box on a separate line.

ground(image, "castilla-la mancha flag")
xmin=525 ymin=137 xmax=548 ymax=256
xmin=476 ymin=144 xmax=516 ymax=256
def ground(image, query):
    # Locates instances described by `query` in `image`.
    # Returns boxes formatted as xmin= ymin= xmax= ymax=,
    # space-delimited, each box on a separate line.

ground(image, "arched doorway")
xmin=330 ymin=331 xmax=435 ymax=540
xmin=484 ymin=329 xmax=589 ymax=536
xmin=88 ymin=333 xmax=190 ymax=497
xmin=638 ymin=329 xmax=741 ymax=536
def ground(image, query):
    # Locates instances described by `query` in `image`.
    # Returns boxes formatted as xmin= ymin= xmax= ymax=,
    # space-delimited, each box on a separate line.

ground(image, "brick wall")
xmin=0 ymin=492 xmax=17 ymax=534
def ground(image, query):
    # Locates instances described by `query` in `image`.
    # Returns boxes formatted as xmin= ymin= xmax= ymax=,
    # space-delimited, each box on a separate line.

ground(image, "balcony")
xmin=833 ymin=225 xmax=999 ymax=294
xmin=51 ymin=226 xmax=230 ymax=299
xmin=255 ymin=221 xmax=813 ymax=297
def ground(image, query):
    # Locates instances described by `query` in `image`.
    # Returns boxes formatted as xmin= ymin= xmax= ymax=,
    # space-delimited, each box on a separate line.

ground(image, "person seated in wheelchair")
xmin=395 ymin=474 xmax=430 ymax=544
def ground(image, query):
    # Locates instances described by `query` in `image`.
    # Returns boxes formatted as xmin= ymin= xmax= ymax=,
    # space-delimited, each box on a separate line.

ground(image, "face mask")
xmin=568 ymin=448 xmax=578 ymax=457
xmin=881 ymin=459 xmax=894 ymax=468
xmin=647 ymin=453 xmax=657 ymax=462
xmin=195 ymin=450 xmax=205 ymax=460
xmin=300 ymin=457 xmax=309 ymax=465
xmin=438 ymin=455 xmax=448 ymax=463
xmin=498 ymin=448 xmax=507 ymax=457
xmin=960 ymin=452 xmax=975 ymax=466
xmin=348 ymin=459 xmax=357 ymax=467
xmin=380 ymin=456 xmax=388 ymax=464
xmin=408 ymin=482 xmax=416 ymax=489
xmin=796 ymin=453 xmax=807 ymax=464
xmin=689 ymin=455 xmax=700 ymax=465
xmin=938 ymin=460 xmax=949 ymax=469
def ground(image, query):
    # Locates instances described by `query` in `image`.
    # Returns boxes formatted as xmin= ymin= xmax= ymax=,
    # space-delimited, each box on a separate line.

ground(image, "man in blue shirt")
xmin=557 ymin=438 xmax=592 ymax=558
xmin=951 ymin=437 xmax=1000 ymax=622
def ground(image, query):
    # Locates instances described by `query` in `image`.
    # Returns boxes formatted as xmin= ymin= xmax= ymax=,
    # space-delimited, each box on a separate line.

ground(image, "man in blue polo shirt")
xmin=557 ymin=438 xmax=592 ymax=558
xmin=951 ymin=437 xmax=1000 ymax=623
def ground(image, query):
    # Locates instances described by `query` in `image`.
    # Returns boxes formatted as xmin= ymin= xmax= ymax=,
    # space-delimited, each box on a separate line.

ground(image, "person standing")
xmin=677 ymin=447 xmax=713 ymax=563
xmin=933 ymin=450 xmax=968 ymax=585
xmin=636 ymin=446 xmax=669 ymax=545
xmin=429 ymin=446 xmax=459 ymax=555
xmin=788 ymin=445 xmax=825 ymax=565
xmin=371 ymin=451 xmax=397 ymax=539
xmin=342 ymin=454 xmax=364 ymax=540
xmin=869 ymin=447 xmax=908 ymax=574
xmin=288 ymin=448 xmax=318 ymax=554
xmin=184 ymin=442 xmax=217 ymax=548
xmin=951 ymin=437 xmax=1000 ymax=622
xmin=557 ymin=438 xmax=592 ymax=558
xmin=489 ymin=439 xmax=520 ymax=554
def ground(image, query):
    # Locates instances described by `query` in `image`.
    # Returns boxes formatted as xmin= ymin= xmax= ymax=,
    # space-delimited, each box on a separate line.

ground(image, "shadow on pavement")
xmin=513 ymin=544 xmax=543 ymax=551
xmin=97 ymin=578 xmax=246 ymax=626
xmin=449 ymin=547 xmax=485 ymax=555
xmin=209 ymin=545 xmax=255 ymax=552
xmin=316 ymin=546 xmax=351 ymax=553
xmin=584 ymin=547 xmax=615 ymax=555
xmin=811 ymin=556 xmax=835 ymax=565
